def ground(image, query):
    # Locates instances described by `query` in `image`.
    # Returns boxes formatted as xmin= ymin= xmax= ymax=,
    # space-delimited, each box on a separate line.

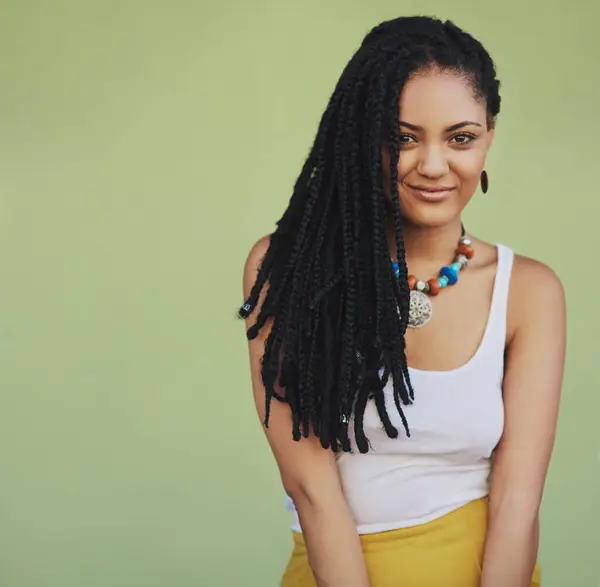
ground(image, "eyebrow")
xmin=399 ymin=120 xmax=483 ymax=132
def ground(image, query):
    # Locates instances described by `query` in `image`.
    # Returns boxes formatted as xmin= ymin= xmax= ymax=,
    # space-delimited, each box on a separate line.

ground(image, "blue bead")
xmin=439 ymin=265 xmax=459 ymax=285
xmin=438 ymin=276 xmax=449 ymax=287
xmin=450 ymin=263 xmax=461 ymax=273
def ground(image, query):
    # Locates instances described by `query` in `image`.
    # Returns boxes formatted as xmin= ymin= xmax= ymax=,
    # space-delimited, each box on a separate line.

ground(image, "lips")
xmin=406 ymin=184 xmax=456 ymax=202
xmin=408 ymin=184 xmax=455 ymax=192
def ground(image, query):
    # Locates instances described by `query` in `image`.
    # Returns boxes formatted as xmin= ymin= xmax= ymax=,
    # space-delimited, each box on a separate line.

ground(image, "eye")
xmin=450 ymin=133 xmax=476 ymax=145
xmin=399 ymin=133 xmax=417 ymax=146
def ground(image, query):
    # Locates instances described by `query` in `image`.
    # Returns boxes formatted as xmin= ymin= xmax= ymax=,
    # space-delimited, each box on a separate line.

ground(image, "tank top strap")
xmin=482 ymin=243 xmax=514 ymax=358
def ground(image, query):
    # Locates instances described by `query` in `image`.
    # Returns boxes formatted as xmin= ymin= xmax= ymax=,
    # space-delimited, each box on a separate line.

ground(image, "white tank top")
xmin=286 ymin=244 xmax=513 ymax=534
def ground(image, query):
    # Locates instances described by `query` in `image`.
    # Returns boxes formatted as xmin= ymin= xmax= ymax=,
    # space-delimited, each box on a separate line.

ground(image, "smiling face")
xmin=382 ymin=68 xmax=495 ymax=228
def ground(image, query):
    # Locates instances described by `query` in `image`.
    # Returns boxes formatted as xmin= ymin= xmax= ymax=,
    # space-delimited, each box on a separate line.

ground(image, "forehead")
xmin=398 ymin=70 xmax=487 ymax=126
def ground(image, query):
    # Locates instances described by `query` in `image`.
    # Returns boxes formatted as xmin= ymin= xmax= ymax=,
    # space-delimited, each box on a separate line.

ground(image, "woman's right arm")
xmin=243 ymin=237 xmax=370 ymax=587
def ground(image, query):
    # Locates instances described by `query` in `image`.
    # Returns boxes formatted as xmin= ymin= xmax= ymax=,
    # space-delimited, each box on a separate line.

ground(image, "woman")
xmin=240 ymin=15 xmax=565 ymax=587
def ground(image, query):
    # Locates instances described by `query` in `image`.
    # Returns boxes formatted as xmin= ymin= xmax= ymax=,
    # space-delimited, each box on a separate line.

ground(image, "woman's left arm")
xmin=480 ymin=258 xmax=567 ymax=587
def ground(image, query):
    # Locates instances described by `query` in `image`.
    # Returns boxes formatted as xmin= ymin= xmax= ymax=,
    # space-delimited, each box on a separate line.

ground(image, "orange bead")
xmin=458 ymin=244 xmax=474 ymax=260
xmin=427 ymin=279 xmax=441 ymax=296
xmin=408 ymin=275 xmax=417 ymax=290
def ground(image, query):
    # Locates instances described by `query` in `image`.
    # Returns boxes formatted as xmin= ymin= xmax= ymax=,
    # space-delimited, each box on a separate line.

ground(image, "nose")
xmin=416 ymin=144 xmax=450 ymax=179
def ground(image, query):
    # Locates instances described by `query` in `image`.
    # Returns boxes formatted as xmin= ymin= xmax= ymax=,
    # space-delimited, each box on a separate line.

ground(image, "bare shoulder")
xmin=242 ymin=234 xmax=271 ymax=299
xmin=511 ymin=253 xmax=565 ymax=303
xmin=468 ymin=235 xmax=566 ymax=340
xmin=508 ymin=252 xmax=566 ymax=341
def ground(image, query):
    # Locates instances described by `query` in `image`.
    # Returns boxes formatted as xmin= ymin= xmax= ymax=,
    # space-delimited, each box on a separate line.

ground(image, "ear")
xmin=486 ymin=126 xmax=495 ymax=150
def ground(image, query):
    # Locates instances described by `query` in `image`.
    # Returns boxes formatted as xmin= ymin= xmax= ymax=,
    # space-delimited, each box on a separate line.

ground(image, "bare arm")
xmin=480 ymin=258 xmax=566 ymax=587
xmin=243 ymin=237 xmax=370 ymax=587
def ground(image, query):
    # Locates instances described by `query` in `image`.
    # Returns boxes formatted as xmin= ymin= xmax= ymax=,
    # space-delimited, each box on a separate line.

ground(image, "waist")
xmin=339 ymin=459 xmax=492 ymax=533
xmin=285 ymin=496 xmax=542 ymax=587
xmin=292 ymin=496 xmax=490 ymax=545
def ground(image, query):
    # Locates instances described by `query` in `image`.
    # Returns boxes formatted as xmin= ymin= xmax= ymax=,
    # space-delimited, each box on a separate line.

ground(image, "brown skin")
xmin=382 ymin=68 xmax=494 ymax=232
xmin=244 ymin=241 xmax=368 ymax=587
xmin=243 ymin=69 xmax=566 ymax=587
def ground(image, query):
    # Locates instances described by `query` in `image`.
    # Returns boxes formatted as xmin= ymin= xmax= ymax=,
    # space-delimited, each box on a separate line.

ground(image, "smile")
xmin=406 ymin=184 xmax=456 ymax=202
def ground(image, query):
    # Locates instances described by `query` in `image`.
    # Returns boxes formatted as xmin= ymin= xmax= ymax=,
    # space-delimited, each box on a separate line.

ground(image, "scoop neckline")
xmin=404 ymin=244 xmax=503 ymax=378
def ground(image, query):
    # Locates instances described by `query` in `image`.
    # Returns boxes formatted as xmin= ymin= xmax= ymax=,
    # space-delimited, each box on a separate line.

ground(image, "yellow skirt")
xmin=280 ymin=497 xmax=541 ymax=587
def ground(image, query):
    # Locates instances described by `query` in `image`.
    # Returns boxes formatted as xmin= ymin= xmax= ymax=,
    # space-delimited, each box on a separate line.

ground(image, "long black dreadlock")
xmin=239 ymin=16 xmax=501 ymax=453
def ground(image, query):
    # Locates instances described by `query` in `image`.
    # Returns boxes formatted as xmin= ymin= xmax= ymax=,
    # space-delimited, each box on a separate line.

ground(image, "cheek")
xmin=453 ymin=150 xmax=487 ymax=183
xmin=396 ymin=155 xmax=410 ymax=179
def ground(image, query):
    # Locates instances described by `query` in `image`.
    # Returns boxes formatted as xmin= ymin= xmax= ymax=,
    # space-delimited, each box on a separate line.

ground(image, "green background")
xmin=0 ymin=1 xmax=598 ymax=586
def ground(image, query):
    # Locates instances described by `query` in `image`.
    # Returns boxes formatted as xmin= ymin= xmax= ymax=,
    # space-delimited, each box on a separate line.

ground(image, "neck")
xmin=388 ymin=218 xmax=464 ymax=271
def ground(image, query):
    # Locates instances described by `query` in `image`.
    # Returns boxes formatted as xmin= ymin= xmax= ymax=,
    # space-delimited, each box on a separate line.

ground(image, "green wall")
xmin=0 ymin=1 xmax=598 ymax=586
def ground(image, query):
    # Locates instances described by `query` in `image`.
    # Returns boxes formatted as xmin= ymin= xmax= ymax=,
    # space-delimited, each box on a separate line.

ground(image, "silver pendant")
xmin=408 ymin=290 xmax=433 ymax=328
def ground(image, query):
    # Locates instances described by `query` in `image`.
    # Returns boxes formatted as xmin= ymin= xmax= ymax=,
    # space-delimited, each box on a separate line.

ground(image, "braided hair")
xmin=239 ymin=16 xmax=501 ymax=453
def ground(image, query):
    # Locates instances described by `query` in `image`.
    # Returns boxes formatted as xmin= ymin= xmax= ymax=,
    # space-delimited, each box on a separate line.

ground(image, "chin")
xmin=399 ymin=203 xmax=461 ymax=229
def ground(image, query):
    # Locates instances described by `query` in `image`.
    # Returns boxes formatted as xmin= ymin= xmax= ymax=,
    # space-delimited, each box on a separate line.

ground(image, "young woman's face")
xmin=381 ymin=69 xmax=495 ymax=228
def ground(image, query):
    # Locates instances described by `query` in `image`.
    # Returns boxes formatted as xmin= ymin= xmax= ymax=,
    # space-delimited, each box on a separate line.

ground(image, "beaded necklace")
xmin=392 ymin=226 xmax=474 ymax=329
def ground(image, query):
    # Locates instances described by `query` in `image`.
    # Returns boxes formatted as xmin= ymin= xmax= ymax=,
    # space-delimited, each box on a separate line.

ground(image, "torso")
xmin=287 ymin=238 xmax=523 ymax=534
